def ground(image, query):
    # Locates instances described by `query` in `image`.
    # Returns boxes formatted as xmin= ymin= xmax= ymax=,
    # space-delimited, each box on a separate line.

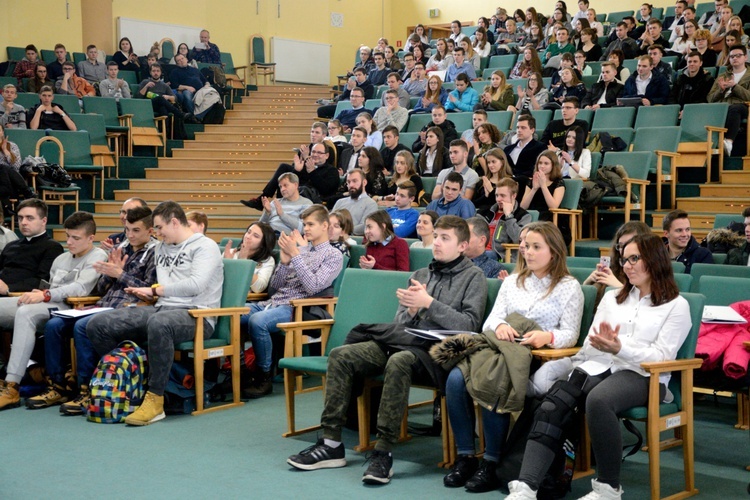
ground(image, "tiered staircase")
xmin=68 ymin=85 xmax=331 ymax=242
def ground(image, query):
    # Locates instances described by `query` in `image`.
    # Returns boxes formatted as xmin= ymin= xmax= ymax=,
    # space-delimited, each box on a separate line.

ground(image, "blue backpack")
xmin=87 ymin=341 xmax=147 ymax=423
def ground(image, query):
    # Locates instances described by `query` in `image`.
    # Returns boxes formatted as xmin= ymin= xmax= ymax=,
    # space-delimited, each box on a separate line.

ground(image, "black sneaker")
xmin=287 ymin=439 xmax=346 ymax=470
xmin=240 ymin=198 xmax=264 ymax=210
xmin=362 ymin=450 xmax=394 ymax=485
xmin=443 ymin=454 xmax=478 ymax=487
xmin=464 ymin=459 xmax=500 ymax=493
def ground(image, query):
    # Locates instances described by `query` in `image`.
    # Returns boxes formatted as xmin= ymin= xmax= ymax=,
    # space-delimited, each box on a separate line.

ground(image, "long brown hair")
xmin=516 ymin=221 xmax=570 ymax=297
xmin=484 ymin=148 xmax=513 ymax=181
xmin=535 ymin=150 xmax=563 ymax=182
xmin=424 ymin=75 xmax=444 ymax=103
xmin=0 ymin=124 xmax=17 ymax=166
xmin=389 ymin=150 xmax=418 ymax=187
xmin=616 ymin=233 xmax=680 ymax=306
xmin=364 ymin=210 xmax=396 ymax=246
xmin=418 ymin=126 xmax=447 ymax=175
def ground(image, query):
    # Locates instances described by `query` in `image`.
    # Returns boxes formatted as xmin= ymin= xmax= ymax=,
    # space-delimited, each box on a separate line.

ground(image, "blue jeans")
xmin=177 ymin=89 xmax=195 ymax=113
xmin=44 ymin=315 xmax=101 ymax=387
xmin=446 ymin=367 xmax=511 ymax=462
xmin=241 ymin=303 xmax=292 ymax=373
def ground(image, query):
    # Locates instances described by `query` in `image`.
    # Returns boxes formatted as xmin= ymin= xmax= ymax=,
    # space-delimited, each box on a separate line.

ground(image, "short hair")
xmin=397 ymin=180 xmax=416 ymax=198
xmin=453 ymin=47 xmax=465 ymax=55
xmin=353 ymin=66 xmax=367 ymax=75
xmin=106 ymin=61 xmax=118 ymax=68
xmin=352 ymin=125 xmax=369 ymax=138
xmin=278 ymin=172 xmax=300 ymax=184
xmin=563 ymin=96 xmax=580 ymax=108
xmin=312 ymin=121 xmax=327 ymax=134
xmin=64 ymin=211 xmax=96 ymax=235
xmin=556 ymin=26 xmax=569 ymax=35
xmin=662 ymin=209 xmax=689 ymax=231
xmin=742 ymin=206 xmax=750 ymax=218
xmin=86 ymin=44 xmax=97 ymax=52
xmin=455 ymin=72 xmax=471 ymax=85
xmin=126 ymin=206 xmax=153 ymax=227
xmin=444 ymin=171 xmax=465 ymax=188
xmin=186 ymin=211 xmax=209 ymax=231
xmin=467 ymin=216 xmax=491 ymax=242
xmin=300 ymin=204 xmax=329 ymax=224
xmin=561 ymin=52 xmax=575 ymax=63
xmin=414 ymin=61 xmax=425 ymax=69
xmin=373 ymin=51 xmax=385 ymax=59
xmin=17 ymin=198 xmax=48 ymax=219
xmin=449 ymin=139 xmax=468 ymax=152
xmin=39 ymin=85 xmax=54 ymax=94
xmin=729 ymin=44 xmax=747 ymax=56
xmin=609 ymin=49 xmax=625 ymax=63
xmin=382 ymin=124 xmax=400 ymax=137
xmin=384 ymin=89 xmax=399 ymax=98
xmin=387 ymin=72 xmax=402 ymax=83
xmin=686 ymin=51 xmax=702 ymax=62
xmin=601 ymin=61 xmax=616 ymax=71
xmin=676 ymin=0 xmax=687 ymax=6
xmin=435 ymin=215 xmax=471 ymax=244
xmin=25 ymin=44 xmax=38 ymax=53
xmin=616 ymin=21 xmax=629 ymax=29
xmin=647 ymin=18 xmax=662 ymax=28
xmin=432 ymin=104 xmax=446 ymax=113
xmin=347 ymin=168 xmax=365 ymax=181
xmin=639 ymin=54 xmax=654 ymax=66
xmin=497 ymin=177 xmax=519 ymax=195
xmin=517 ymin=113 xmax=536 ymax=130
xmin=473 ymin=109 xmax=488 ymax=118
xmin=648 ymin=44 xmax=665 ymax=56
xmin=153 ymin=200 xmax=188 ymax=226
xmin=2 ymin=84 xmax=16 ymax=92
xmin=62 ymin=61 xmax=75 ymax=69
xmin=54 ymin=43 xmax=66 ymax=50
xmin=403 ymin=52 xmax=415 ymax=60
xmin=685 ymin=6 xmax=695 ymax=14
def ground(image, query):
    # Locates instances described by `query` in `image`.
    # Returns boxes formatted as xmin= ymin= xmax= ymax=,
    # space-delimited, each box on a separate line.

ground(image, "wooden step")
xmin=157 ymin=157 xmax=287 ymax=168
xmin=232 ymin=103 xmax=320 ymax=111
xmin=183 ymin=140 xmax=303 ymax=150
xmin=194 ymin=131 xmax=308 ymax=140
xmin=222 ymin=117 xmax=316 ymax=126
xmin=171 ymin=149 xmax=296 ymax=160
xmin=95 ymin=201 xmax=260 ymax=216
xmin=720 ymin=170 xmax=750 ymax=184
xmin=226 ymin=111 xmax=318 ymax=120
xmin=114 ymin=189 xmax=255 ymax=203
xmin=200 ymin=125 xmax=312 ymax=134
xmin=146 ymin=167 xmax=277 ymax=180
xmin=250 ymin=85 xmax=329 ymax=95
xmin=676 ymin=197 xmax=750 ymax=213
xmin=699 ymin=184 xmax=750 ymax=197
xmin=128 ymin=179 xmax=265 ymax=191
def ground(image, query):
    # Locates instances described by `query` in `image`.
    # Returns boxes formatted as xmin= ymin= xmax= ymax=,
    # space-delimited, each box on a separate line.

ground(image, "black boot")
xmin=242 ymin=371 xmax=272 ymax=399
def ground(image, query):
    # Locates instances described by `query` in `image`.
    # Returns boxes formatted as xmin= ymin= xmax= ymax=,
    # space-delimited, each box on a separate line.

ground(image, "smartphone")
xmin=292 ymin=147 xmax=301 ymax=158
xmin=600 ymin=256 xmax=611 ymax=268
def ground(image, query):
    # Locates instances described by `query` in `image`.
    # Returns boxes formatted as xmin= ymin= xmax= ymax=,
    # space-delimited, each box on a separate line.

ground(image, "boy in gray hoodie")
xmin=85 ymin=201 xmax=223 ymax=426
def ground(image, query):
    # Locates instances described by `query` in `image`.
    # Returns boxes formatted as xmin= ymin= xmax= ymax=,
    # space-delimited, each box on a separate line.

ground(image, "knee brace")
xmin=528 ymin=379 xmax=584 ymax=451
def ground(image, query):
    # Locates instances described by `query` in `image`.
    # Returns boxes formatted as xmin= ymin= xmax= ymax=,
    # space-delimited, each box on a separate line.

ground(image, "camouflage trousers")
xmin=321 ymin=340 xmax=419 ymax=452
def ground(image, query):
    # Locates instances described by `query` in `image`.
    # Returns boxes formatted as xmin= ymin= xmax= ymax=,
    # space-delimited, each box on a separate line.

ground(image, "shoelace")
xmin=362 ymin=451 xmax=389 ymax=472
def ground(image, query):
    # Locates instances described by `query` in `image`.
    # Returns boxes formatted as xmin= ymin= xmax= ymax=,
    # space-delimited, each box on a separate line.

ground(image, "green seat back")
xmin=582 ymin=75 xmax=599 ymax=88
xmin=409 ymin=247 xmax=434 ymax=271
xmin=332 ymin=255 xmax=350 ymax=296
xmin=409 ymin=96 xmax=420 ymax=109
xmin=6 ymin=47 xmax=26 ymax=61
xmin=527 ymin=109 xmax=553 ymax=132
xmin=488 ymin=54 xmax=517 ymax=69
xmin=690 ymin=263 xmax=750 ymax=292
xmin=333 ymin=100 xmax=353 ymax=118
xmin=51 ymin=95 xmax=81 ymax=114
xmin=471 ymin=80 xmax=489 ymax=93
xmin=568 ymin=266 xmax=592 ymax=284
xmin=599 ymin=151 xmax=652 ymax=204
xmin=672 ymin=260 xmax=686 ymax=274
xmin=680 ymin=103 xmax=729 ymax=143
xmin=348 ymin=244 xmax=366 ymax=268
xmin=252 ymin=36 xmax=267 ymax=64
xmin=14 ymin=93 xmax=41 ymax=110
xmin=46 ymin=131 xmax=93 ymax=166
xmin=712 ymin=253 xmax=727 ymax=264
xmin=398 ymin=132 xmax=419 ymax=147
xmin=673 ymin=273 xmax=693 ymax=293
xmin=119 ymin=98 xmax=158 ymax=128
xmin=214 ymin=259 xmax=255 ymax=342
xmin=590 ymin=152 xmax=601 ymax=177
xmin=566 ymin=256 xmax=599 ymax=267
xmin=72 ymin=52 xmax=86 ymax=65
xmin=82 ymin=96 xmax=121 ymax=128
xmin=483 ymin=67 xmax=512 ymax=80
xmin=528 ymin=209 xmax=539 ymax=221
xmin=553 ymin=108 xmax=593 ymax=128
xmin=69 ymin=113 xmax=108 ymax=146
xmin=579 ymin=284 xmax=598 ymax=345
xmin=0 ymin=76 xmax=17 ymax=88
xmin=450 ymin=112 xmax=474 ymax=133
xmin=365 ymin=99 xmax=380 ymax=111
xmin=560 ymin=179 xmax=583 ymax=210
xmin=713 ymin=214 xmax=742 ymax=228
xmin=634 ymin=104 xmax=680 ymax=128
xmin=161 ymin=40 xmax=175 ymax=61
xmin=607 ymin=10 xmax=634 ymax=23
xmin=220 ymin=53 xmax=235 ymax=73
xmin=695 ymin=2 xmax=715 ymax=19
xmin=421 ymin=176 xmax=437 ymax=196
xmin=591 ymin=107 xmax=636 ymax=130
xmin=487 ymin=111 xmax=513 ymax=132
xmin=632 ymin=126 xmax=681 ymax=174
xmin=698 ymin=276 xmax=750 ymax=305
xmin=483 ymin=277 xmax=502 ymax=324
xmin=407 ymin=113 xmax=433 ymax=133
xmin=5 ymin=129 xmax=45 ymax=157
xmin=119 ymin=70 xmax=138 ymax=85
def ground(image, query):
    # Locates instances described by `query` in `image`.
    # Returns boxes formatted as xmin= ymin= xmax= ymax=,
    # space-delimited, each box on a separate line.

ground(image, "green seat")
xmin=568 ymin=266 xmax=592 ymax=284
xmin=672 ymin=260 xmax=686 ymax=274
xmin=713 ymin=214 xmax=742 ymax=228
xmin=5 ymin=129 xmax=45 ymax=157
xmin=221 ymin=51 xmax=248 ymax=99
xmin=277 ymin=268 xmax=410 ymax=437
xmin=50 ymin=95 xmax=81 ymax=114
xmin=41 ymin=49 xmax=71 ymax=64
xmin=488 ymin=54 xmax=517 ymax=69
xmin=591 ymin=107 xmax=636 ymax=130
xmin=712 ymin=253 xmax=727 ymax=264
xmin=566 ymin=256 xmax=599 ymax=267
xmin=33 ymin=136 xmax=81 ymax=221
xmin=44 ymin=130 xmax=105 ymax=199
xmin=365 ymin=99 xmax=380 ymax=111
xmin=407 ymin=113 xmax=433 ymax=133
xmin=72 ymin=52 xmax=86 ymax=65
xmin=617 ymin=292 xmax=704 ymax=500
xmin=595 ymin=151 xmax=652 ymax=231
xmin=69 ymin=113 xmax=119 ymax=178
xmin=450 ymin=112 xmax=474 ymax=133
xmin=579 ymin=285 xmax=597 ymax=343
xmin=250 ymin=34 xmax=276 ymax=85
xmin=582 ymin=75 xmax=599 ymax=88
xmin=632 ymin=126 xmax=681 ymax=210
xmin=695 ymin=2 xmax=715 ymax=19
xmin=678 ymin=103 xmax=729 ymax=184
xmin=409 ymin=96 xmax=420 ymax=109
xmin=332 ymin=100 xmax=352 ymax=119
xmin=118 ymin=70 xmax=138 ymax=85
xmin=81 ymin=96 xmax=130 ymax=134
xmin=516 ymin=109 xmax=552 ymax=133
xmin=0 ymin=76 xmax=17 ymax=88
xmin=409 ymin=247 xmax=434 ymax=270
xmin=607 ymin=10 xmax=634 ymax=23
xmin=6 ymin=47 xmax=26 ymax=61
xmin=398 ymin=132 xmax=419 ymax=148
xmin=483 ymin=66 xmax=512 ymax=80
xmin=348 ymin=244 xmax=366 ymax=268
xmin=14 ymin=93 xmax=41 ymax=110
xmin=118 ymin=98 xmax=168 ymax=156
xmin=487 ymin=111 xmax=513 ymax=132
xmin=697 ymin=275 xmax=750 ymax=305
xmin=471 ymin=80 xmax=489 ymax=92
xmin=689 ymin=262 xmax=750 ymax=292
xmin=421 ymin=176 xmax=437 ymax=197
xmin=175 ymin=258 xmax=254 ymax=415
xmin=673 ymin=273 xmax=693 ymax=292
xmin=634 ymin=104 xmax=680 ymax=128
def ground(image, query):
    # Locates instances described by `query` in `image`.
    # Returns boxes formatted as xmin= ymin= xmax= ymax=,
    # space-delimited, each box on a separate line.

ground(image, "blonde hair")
xmin=516 ymin=221 xmax=571 ymax=297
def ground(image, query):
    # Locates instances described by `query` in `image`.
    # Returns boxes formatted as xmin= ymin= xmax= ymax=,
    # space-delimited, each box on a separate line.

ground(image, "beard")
xmin=349 ymin=186 xmax=364 ymax=200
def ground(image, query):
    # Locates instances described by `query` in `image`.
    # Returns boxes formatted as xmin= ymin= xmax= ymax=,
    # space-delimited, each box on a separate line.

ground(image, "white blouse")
xmin=564 ymin=148 xmax=592 ymax=180
xmin=483 ymin=273 xmax=584 ymax=348
xmin=232 ymin=254 xmax=275 ymax=293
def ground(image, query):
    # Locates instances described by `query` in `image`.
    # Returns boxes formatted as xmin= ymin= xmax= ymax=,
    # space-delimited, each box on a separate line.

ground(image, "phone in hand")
xmin=600 ymin=256 xmax=611 ymax=268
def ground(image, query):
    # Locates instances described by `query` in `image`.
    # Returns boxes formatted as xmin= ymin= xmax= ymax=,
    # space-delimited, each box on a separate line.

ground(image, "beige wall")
xmin=2 ymin=0 xmax=688 ymax=85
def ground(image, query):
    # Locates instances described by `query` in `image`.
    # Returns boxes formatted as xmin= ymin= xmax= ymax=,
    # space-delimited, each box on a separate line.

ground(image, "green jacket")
xmin=726 ymin=242 xmax=750 ymax=266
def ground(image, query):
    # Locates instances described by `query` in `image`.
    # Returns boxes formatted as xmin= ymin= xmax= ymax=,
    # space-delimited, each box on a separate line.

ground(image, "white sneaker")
xmin=578 ymin=479 xmax=623 ymax=500
xmin=724 ymin=139 xmax=733 ymax=157
xmin=506 ymin=480 xmax=537 ymax=499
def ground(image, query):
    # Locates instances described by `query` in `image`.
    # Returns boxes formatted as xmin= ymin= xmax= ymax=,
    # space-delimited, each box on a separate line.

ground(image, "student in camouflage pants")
xmin=287 ymin=215 xmax=488 ymax=486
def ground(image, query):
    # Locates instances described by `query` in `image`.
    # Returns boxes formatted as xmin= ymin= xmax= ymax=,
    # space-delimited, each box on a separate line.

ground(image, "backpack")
xmin=87 ymin=341 xmax=147 ymax=423
xmin=22 ymin=162 xmax=73 ymax=189
xmin=586 ymin=132 xmax=627 ymax=154
xmin=200 ymin=66 xmax=226 ymax=88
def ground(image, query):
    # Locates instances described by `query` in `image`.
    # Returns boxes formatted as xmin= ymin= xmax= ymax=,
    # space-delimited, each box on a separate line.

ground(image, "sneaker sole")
xmin=287 ymin=458 xmax=346 ymax=471
xmin=59 ymin=406 xmax=86 ymax=416
xmin=26 ymin=398 xmax=68 ymax=410
xmin=124 ymin=411 xmax=166 ymax=426
xmin=0 ymin=401 xmax=20 ymax=411
xmin=362 ymin=468 xmax=394 ymax=485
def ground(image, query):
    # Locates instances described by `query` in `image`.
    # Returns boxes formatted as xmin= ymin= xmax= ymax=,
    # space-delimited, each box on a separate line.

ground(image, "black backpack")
xmin=24 ymin=163 xmax=73 ymax=188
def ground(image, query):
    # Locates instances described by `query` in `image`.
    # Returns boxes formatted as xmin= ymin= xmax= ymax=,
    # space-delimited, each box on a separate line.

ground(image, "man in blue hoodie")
xmin=426 ymin=172 xmax=477 ymax=219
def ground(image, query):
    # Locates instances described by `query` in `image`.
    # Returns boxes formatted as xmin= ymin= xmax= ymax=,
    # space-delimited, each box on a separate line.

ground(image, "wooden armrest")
xmin=234 ymin=65 xmax=247 ymax=70
xmin=66 ymin=296 xmax=100 ymax=307
xmin=640 ymin=358 xmax=703 ymax=374
xmin=188 ymin=306 xmax=249 ymax=318
xmin=625 ymin=178 xmax=650 ymax=186
xmin=549 ymin=208 xmax=583 ymax=215
xmin=531 ymin=347 xmax=580 ymax=360
xmin=8 ymin=292 xmax=23 ymax=297
xmin=105 ymin=132 xmax=126 ymax=138
xmin=744 ymin=340 xmax=750 ymax=349
xmin=277 ymin=319 xmax=335 ymax=332
xmin=289 ymin=297 xmax=338 ymax=307
xmin=246 ymin=292 xmax=268 ymax=301
xmin=654 ymin=150 xmax=679 ymax=158
xmin=705 ymin=125 xmax=728 ymax=133
xmin=118 ymin=114 xmax=134 ymax=120
xmin=154 ymin=116 xmax=167 ymax=123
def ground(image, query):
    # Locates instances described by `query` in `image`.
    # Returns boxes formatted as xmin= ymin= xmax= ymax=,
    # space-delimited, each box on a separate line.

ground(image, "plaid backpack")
xmin=87 ymin=341 xmax=147 ymax=423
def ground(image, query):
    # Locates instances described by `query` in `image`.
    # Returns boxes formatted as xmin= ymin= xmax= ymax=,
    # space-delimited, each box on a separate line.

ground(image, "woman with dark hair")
xmin=443 ymin=221 xmax=583 ymax=492
xmin=383 ymin=46 xmax=402 ymax=71
xmin=412 ymin=44 xmax=429 ymax=66
xmin=514 ymin=9 xmax=526 ymax=24
xmin=27 ymin=64 xmax=53 ymax=94
xmin=637 ymin=2 xmax=653 ymax=24
xmin=358 ymin=146 xmax=388 ymax=198
xmin=359 ymin=211 xmax=410 ymax=271
xmin=520 ymin=150 xmax=565 ymax=222
xmin=549 ymin=67 xmax=587 ymax=106
xmin=577 ymin=27 xmax=602 ymax=61
xmin=223 ymin=222 xmax=277 ymax=293
xmin=473 ymin=27 xmax=492 ymax=58
xmin=329 ymin=209 xmax=355 ymax=256
xmin=471 ymin=123 xmax=503 ymax=175
xmin=418 ymin=126 xmax=451 ymax=177
xmin=507 ymin=233 xmax=691 ymax=500
xmin=170 ymin=43 xmax=198 ymax=68
xmin=519 ymin=23 xmax=545 ymax=51
xmin=571 ymin=17 xmax=591 ymax=45
xmin=669 ymin=19 xmax=698 ymax=57
xmin=426 ymin=39 xmax=453 ymax=73
xmin=471 ymin=147 xmax=513 ymax=213
xmin=557 ymin=125 xmax=591 ymax=179
xmin=112 ymin=37 xmax=141 ymax=72
xmin=411 ymin=211 xmax=438 ymax=248
xmin=607 ymin=49 xmax=630 ymax=82
xmin=512 ymin=72 xmax=549 ymax=112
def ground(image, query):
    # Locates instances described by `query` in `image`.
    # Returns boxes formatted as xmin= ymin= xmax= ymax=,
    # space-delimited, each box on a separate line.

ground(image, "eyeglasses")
xmin=311 ymin=150 xmax=326 ymax=155
xmin=729 ymin=53 xmax=745 ymax=59
xmin=619 ymin=254 xmax=642 ymax=267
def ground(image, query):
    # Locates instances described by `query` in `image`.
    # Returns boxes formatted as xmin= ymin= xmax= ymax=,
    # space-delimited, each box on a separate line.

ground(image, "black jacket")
xmin=411 ymin=120 xmax=458 ymax=152
xmin=0 ymin=233 xmax=63 ymax=292
xmin=671 ymin=69 xmax=715 ymax=108
xmin=581 ymin=80 xmax=624 ymax=108
xmin=504 ymin=139 xmax=547 ymax=179
xmin=663 ymin=236 xmax=714 ymax=274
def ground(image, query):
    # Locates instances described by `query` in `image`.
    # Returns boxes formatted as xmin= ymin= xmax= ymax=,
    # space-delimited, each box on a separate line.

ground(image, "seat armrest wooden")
xmin=277 ymin=319 xmax=335 ymax=333
xmin=654 ymin=150 xmax=679 ymax=158
xmin=549 ymin=208 xmax=583 ymax=215
xmin=278 ymin=319 xmax=335 ymax=358
xmin=624 ymin=178 xmax=650 ymax=186
xmin=66 ymin=296 xmax=101 ymax=308
xmin=640 ymin=358 xmax=703 ymax=374
xmin=288 ymin=297 xmax=338 ymax=308
xmin=247 ymin=292 xmax=268 ymax=301
xmin=705 ymin=125 xmax=728 ymax=133
xmin=531 ymin=347 xmax=580 ymax=360
xmin=188 ymin=306 xmax=250 ymax=318
xmin=8 ymin=292 xmax=23 ymax=297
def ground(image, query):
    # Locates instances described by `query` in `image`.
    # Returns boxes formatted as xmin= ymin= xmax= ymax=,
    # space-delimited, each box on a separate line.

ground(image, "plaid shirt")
xmin=262 ymin=241 xmax=343 ymax=307
xmin=94 ymin=240 xmax=157 ymax=308
xmin=12 ymin=59 xmax=36 ymax=85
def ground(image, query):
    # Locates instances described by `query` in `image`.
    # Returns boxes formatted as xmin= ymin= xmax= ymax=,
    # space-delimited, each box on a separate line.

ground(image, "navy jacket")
xmin=622 ymin=73 xmax=670 ymax=105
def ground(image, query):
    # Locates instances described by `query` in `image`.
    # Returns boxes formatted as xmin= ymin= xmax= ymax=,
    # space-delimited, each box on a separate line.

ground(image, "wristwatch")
xmin=43 ymin=290 xmax=51 ymax=302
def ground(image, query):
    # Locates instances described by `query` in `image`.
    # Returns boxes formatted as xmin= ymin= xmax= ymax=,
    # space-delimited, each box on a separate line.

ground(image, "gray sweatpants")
xmin=85 ymin=306 xmax=213 ymax=396
xmin=0 ymin=297 xmax=69 ymax=384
